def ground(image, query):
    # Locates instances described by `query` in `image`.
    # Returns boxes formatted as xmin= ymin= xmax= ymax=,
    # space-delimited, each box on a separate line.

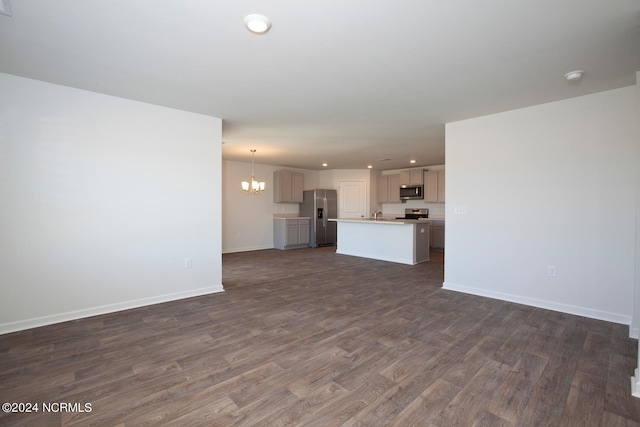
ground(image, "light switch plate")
xmin=454 ymin=207 xmax=467 ymax=215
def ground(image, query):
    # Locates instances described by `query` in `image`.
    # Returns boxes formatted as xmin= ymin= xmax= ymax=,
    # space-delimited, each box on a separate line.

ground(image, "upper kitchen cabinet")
xmin=400 ymin=169 xmax=424 ymax=186
xmin=377 ymin=174 xmax=401 ymax=203
xmin=424 ymin=169 xmax=445 ymax=203
xmin=274 ymin=170 xmax=304 ymax=203
xmin=388 ymin=174 xmax=401 ymax=202
xmin=377 ymin=175 xmax=389 ymax=203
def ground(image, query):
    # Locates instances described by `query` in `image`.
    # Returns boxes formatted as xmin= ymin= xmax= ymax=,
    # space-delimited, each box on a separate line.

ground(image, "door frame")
xmin=337 ymin=180 xmax=368 ymax=219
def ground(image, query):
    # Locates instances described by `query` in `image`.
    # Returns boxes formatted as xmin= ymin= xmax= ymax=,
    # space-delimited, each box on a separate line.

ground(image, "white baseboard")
xmin=632 ymin=369 xmax=640 ymax=398
xmin=0 ymin=285 xmax=224 ymax=335
xmin=442 ymin=281 xmax=632 ymax=326
xmin=222 ymin=244 xmax=272 ymax=254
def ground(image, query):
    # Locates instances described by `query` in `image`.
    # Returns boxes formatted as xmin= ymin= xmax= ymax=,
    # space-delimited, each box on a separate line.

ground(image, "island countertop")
xmin=329 ymin=218 xmax=431 ymax=225
xmin=330 ymin=218 xmax=431 ymax=265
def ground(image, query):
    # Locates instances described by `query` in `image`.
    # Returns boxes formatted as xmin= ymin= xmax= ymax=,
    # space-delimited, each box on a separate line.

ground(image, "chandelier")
xmin=241 ymin=149 xmax=265 ymax=194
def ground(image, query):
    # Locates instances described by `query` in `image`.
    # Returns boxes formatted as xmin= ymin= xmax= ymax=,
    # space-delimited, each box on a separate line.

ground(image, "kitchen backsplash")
xmin=382 ymin=201 xmax=445 ymax=218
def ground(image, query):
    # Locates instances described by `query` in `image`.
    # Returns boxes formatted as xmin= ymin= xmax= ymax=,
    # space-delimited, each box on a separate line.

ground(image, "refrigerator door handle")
xmin=323 ymin=197 xmax=328 ymax=228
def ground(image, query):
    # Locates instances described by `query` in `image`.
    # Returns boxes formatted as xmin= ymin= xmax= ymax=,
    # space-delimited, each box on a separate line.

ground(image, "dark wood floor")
xmin=1 ymin=247 xmax=640 ymax=426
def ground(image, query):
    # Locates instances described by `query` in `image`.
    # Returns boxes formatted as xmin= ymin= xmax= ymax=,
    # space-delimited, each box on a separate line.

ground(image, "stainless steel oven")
xmin=396 ymin=208 xmax=429 ymax=220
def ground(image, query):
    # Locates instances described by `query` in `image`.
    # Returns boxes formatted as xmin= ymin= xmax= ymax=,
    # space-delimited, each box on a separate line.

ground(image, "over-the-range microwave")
xmin=399 ymin=185 xmax=424 ymax=200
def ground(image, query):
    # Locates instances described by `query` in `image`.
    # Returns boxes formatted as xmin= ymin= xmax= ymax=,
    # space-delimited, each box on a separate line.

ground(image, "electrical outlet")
xmin=547 ymin=265 xmax=557 ymax=277
xmin=184 ymin=257 xmax=192 ymax=269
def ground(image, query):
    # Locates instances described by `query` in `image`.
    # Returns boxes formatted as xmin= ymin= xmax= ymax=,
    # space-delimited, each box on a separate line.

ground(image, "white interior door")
xmin=338 ymin=180 xmax=366 ymax=219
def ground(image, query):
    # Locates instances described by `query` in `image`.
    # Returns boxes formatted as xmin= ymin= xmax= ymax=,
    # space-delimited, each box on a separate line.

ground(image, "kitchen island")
xmin=329 ymin=218 xmax=430 ymax=265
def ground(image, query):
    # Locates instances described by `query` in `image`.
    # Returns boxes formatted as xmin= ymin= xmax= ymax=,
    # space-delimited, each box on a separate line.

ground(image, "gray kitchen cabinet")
xmin=415 ymin=222 xmax=430 ymax=263
xmin=400 ymin=169 xmax=424 ymax=186
xmin=424 ymin=169 xmax=445 ymax=203
xmin=387 ymin=174 xmax=401 ymax=203
xmin=274 ymin=170 xmax=304 ymax=203
xmin=430 ymin=220 xmax=445 ymax=251
xmin=377 ymin=174 xmax=389 ymax=203
xmin=377 ymin=173 xmax=401 ymax=203
xmin=274 ymin=218 xmax=310 ymax=250
xmin=437 ymin=170 xmax=445 ymax=203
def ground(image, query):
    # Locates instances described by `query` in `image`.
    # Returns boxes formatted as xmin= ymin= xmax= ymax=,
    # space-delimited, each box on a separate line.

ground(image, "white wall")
xmin=316 ymin=169 xmax=371 ymax=190
xmin=633 ymin=71 xmax=640 ymax=337
xmin=0 ymin=73 xmax=223 ymax=334
xmin=631 ymin=71 xmax=640 ymax=397
xmin=444 ymin=86 xmax=637 ymax=324
xmin=221 ymin=165 xmax=373 ymax=252
xmin=222 ymin=160 xmax=314 ymax=253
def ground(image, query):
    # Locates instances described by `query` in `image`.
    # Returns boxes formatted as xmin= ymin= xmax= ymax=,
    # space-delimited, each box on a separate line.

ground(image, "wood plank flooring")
xmin=2 ymin=247 xmax=640 ymax=426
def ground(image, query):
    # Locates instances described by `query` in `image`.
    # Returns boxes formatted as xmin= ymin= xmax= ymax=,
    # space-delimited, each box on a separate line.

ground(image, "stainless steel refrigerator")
xmin=300 ymin=189 xmax=337 ymax=247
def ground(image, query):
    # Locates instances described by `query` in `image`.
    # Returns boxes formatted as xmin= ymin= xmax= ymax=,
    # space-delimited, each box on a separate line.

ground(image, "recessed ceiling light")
xmin=244 ymin=14 xmax=272 ymax=35
xmin=322 ymin=163 xmax=328 ymax=167
xmin=564 ymin=70 xmax=584 ymax=81
xmin=367 ymin=165 xmax=373 ymax=169
xmin=410 ymin=159 xmax=416 ymax=164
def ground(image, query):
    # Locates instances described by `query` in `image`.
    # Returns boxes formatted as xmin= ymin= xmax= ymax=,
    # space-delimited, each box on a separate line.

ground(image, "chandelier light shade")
xmin=241 ymin=149 xmax=266 ymax=195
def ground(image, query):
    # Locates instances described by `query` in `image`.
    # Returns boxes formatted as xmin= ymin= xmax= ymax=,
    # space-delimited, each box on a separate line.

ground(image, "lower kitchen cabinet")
xmin=430 ymin=220 xmax=445 ymax=251
xmin=274 ymin=218 xmax=310 ymax=250
xmin=415 ymin=222 xmax=430 ymax=263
